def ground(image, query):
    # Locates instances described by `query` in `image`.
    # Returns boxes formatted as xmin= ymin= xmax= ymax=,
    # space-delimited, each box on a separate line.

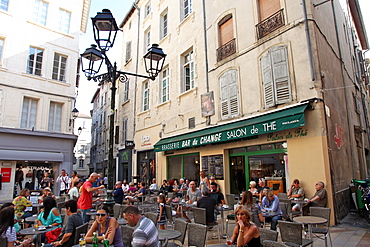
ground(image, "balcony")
xmin=217 ymin=38 xmax=236 ymax=62
xmin=256 ymin=9 xmax=285 ymax=39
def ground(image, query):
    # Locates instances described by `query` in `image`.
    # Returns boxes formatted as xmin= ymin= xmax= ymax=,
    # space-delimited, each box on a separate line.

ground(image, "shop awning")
xmin=0 ymin=150 xmax=64 ymax=162
xmin=154 ymin=102 xmax=310 ymax=152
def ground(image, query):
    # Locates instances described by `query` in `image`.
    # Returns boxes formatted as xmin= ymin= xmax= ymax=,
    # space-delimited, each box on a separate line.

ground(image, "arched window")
xmin=217 ymin=14 xmax=236 ymax=61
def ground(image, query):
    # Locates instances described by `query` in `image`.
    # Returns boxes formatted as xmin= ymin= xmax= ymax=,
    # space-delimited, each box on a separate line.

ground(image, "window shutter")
xmin=271 ymin=46 xmax=291 ymax=104
xmin=261 ymin=52 xmax=274 ymax=107
xmin=220 ymin=69 xmax=239 ymax=119
xmin=219 ymin=17 xmax=233 ymax=46
xmin=259 ymin=0 xmax=280 ymax=21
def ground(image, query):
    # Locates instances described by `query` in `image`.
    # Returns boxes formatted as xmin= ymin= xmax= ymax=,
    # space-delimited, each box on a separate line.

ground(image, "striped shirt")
xmin=132 ymin=216 xmax=159 ymax=247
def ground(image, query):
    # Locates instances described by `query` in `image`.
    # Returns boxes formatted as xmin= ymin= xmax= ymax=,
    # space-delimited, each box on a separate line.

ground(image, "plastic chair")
xmin=167 ymin=218 xmax=188 ymax=247
xmin=259 ymin=228 xmax=278 ymax=243
xmin=263 ymin=240 xmax=289 ymax=247
xmin=73 ymin=223 xmax=88 ymax=244
xmin=187 ymin=223 xmax=207 ymax=247
xmin=192 ymin=207 xmax=220 ymax=242
xmin=225 ymin=194 xmax=235 ymax=208
xmin=278 ymin=220 xmax=313 ymax=246
xmin=121 ymin=225 xmax=135 ymax=247
xmin=310 ymin=207 xmax=332 ymax=247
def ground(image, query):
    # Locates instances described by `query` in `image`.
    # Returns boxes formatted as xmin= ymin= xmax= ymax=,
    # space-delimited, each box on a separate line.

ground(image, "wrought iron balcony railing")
xmin=256 ymin=9 xmax=285 ymax=39
xmin=217 ymin=38 xmax=236 ymax=62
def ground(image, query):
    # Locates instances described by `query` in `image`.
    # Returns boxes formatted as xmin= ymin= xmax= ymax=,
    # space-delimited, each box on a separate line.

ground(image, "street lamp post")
xmin=80 ymin=9 xmax=166 ymax=213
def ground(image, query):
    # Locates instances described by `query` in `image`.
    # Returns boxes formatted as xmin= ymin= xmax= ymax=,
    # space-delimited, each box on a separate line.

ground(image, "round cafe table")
xmin=25 ymin=215 xmax=38 ymax=222
xmin=158 ymin=229 xmax=181 ymax=241
xmin=19 ymin=226 xmax=52 ymax=247
xmin=293 ymin=216 xmax=327 ymax=239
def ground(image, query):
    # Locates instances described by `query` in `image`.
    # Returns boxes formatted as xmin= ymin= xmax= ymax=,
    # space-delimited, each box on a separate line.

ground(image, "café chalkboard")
xmin=201 ymin=155 xmax=224 ymax=180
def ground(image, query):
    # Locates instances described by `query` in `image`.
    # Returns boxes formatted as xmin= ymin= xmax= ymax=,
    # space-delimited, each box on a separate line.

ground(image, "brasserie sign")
xmin=154 ymin=113 xmax=305 ymax=152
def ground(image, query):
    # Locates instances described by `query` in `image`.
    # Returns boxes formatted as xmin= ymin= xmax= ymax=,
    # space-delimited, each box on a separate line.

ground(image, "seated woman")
xmin=36 ymin=196 xmax=62 ymax=230
xmin=12 ymin=188 xmax=33 ymax=228
xmin=125 ymin=182 xmax=147 ymax=204
xmin=240 ymin=191 xmax=264 ymax=227
xmin=248 ymin=181 xmax=259 ymax=198
xmin=85 ymin=205 xmax=123 ymax=247
xmin=230 ymin=206 xmax=262 ymax=247
xmin=39 ymin=187 xmax=56 ymax=203
xmin=0 ymin=206 xmax=34 ymax=247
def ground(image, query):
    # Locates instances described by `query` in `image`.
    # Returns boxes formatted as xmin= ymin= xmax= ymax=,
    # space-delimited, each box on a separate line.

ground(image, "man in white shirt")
xmin=56 ymin=169 xmax=71 ymax=196
xmin=122 ymin=180 xmax=129 ymax=192
xmin=149 ymin=178 xmax=159 ymax=192
xmin=68 ymin=181 xmax=82 ymax=199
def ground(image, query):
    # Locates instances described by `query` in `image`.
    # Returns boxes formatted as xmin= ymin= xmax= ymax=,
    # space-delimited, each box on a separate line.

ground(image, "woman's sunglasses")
xmin=96 ymin=213 xmax=107 ymax=217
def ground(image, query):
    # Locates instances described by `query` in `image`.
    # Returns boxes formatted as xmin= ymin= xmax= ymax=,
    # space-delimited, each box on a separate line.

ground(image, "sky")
xmin=76 ymin=0 xmax=370 ymax=115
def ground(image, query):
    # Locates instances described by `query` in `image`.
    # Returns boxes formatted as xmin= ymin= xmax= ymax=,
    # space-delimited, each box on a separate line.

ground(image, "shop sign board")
xmin=155 ymin=113 xmax=305 ymax=152
xmin=0 ymin=167 xmax=11 ymax=182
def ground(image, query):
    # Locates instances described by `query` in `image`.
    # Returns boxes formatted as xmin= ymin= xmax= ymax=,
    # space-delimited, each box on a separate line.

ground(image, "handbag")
xmin=45 ymin=227 xmax=62 ymax=243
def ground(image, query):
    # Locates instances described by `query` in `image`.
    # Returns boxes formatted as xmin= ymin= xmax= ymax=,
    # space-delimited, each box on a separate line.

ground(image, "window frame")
xmin=183 ymin=50 xmax=194 ymax=92
xmin=21 ymin=97 xmax=38 ymax=129
xmin=0 ymin=0 xmax=9 ymax=11
xmin=0 ymin=38 xmax=4 ymax=66
xmin=160 ymin=67 xmax=169 ymax=103
xmin=58 ymin=8 xmax=71 ymax=34
xmin=144 ymin=29 xmax=151 ymax=52
xmin=161 ymin=11 xmax=168 ymax=39
xmin=78 ymin=159 xmax=84 ymax=168
xmin=142 ymin=81 xmax=150 ymax=111
xmin=27 ymin=47 xmax=44 ymax=76
xmin=33 ymin=0 xmax=48 ymax=26
xmin=52 ymin=53 xmax=67 ymax=82
xmin=183 ymin=0 xmax=192 ymax=19
xmin=145 ymin=2 xmax=151 ymax=18
xmin=125 ymin=41 xmax=132 ymax=63
xmin=48 ymin=101 xmax=62 ymax=131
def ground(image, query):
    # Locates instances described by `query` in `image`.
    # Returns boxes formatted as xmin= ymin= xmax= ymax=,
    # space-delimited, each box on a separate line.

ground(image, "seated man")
xmin=149 ymin=178 xmax=159 ymax=193
xmin=261 ymin=189 xmax=283 ymax=231
xmin=303 ymin=181 xmax=327 ymax=215
xmin=209 ymin=182 xmax=226 ymax=220
xmin=287 ymin=179 xmax=305 ymax=211
xmin=180 ymin=181 xmax=202 ymax=222
xmin=123 ymin=205 xmax=159 ymax=246
xmin=48 ymin=199 xmax=83 ymax=247
xmin=197 ymin=187 xmax=217 ymax=225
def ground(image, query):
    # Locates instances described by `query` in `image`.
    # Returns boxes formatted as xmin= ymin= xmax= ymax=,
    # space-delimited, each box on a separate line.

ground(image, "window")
xmin=48 ymin=102 xmax=62 ymax=131
xmin=27 ymin=47 xmax=43 ymax=76
xmin=161 ymin=12 xmax=168 ymax=39
xmin=183 ymin=51 xmax=194 ymax=92
xmin=78 ymin=159 xmax=84 ymax=168
xmin=142 ymin=82 xmax=149 ymax=111
xmin=145 ymin=29 xmax=151 ymax=51
xmin=125 ymin=41 xmax=132 ymax=62
xmin=33 ymin=0 xmax=48 ymax=26
xmin=219 ymin=15 xmax=233 ymax=46
xmin=58 ymin=9 xmax=71 ymax=34
xmin=0 ymin=38 xmax=4 ymax=64
xmin=21 ymin=97 xmax=38 ymax=128
xmin=258 ymin=0 xmax=280 ymax=21
xmin=52 ymin=53 xmax=67 ymax=81
xmin=219 ymin=69 xmax=239 ymax=119
xmin=183 ymin=0 xmax=192 ymax=19
xmin=124 ymin=79 xmax=129 ymax=102
xmin=161 ymin=68 xmax=169 ymax=103
xmin=145 ymin=2 xmax=151 ymax=17
xmin=1 ymin=0 xmax=9 ymax=11
xmin=260 ymin=46 xmax=292 ymax=108
xmin=122 ymin=118 xmax=128 ymax=142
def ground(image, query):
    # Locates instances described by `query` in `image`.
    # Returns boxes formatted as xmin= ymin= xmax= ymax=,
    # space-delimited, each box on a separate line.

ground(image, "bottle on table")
xmin=92 ymin=231 xmax=99 ymax=247
xmin=79 ymin=233 xmax=86 ymax=247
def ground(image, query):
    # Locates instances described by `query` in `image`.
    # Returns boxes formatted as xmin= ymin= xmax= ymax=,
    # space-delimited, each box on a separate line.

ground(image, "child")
xmin=157 ymin=194 xmax=166 ymax=229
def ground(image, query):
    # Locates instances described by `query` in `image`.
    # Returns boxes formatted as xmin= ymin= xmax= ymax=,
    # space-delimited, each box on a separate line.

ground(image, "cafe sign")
xmin=155 ymin=112 xmax=306 ymax=152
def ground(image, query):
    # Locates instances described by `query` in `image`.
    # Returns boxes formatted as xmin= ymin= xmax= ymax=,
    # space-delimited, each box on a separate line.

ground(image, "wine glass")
xmin=226 ymin=236 xmax=233 ymax=245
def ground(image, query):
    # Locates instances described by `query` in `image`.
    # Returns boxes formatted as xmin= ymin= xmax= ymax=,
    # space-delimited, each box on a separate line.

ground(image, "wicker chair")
xmin=73 ymin=223 xmax=88 ymax=244
xmin=167 ymin=218 xmax=188 ymax=247
xmin=278 ymin=220 xmax=313 ymax=246
xmin=310 ymin=207 xmax=332 ymax=247
xmin=144 ymin=212 xmax=158 ymax=226
xmin=121 ymin=225 xmax=135 ymax=247
xmin=259 ymin=227 xmax=278 ymax=243
xmin=164 ymin=205 xmax=175 ymax=229
xmin=113 ymin=204 xmax=122 ymax=218
xmin=187 ymin=223 xmax=207 ymax=247
xmin=225 ymin=193 xmax=236 ymax=233
xmin=192 ymin=207 xmax=220 ymax=242
xmin=278 ymin=193 xmax=288 ymax=199
xmin=263 ymin=240 xmax=289 ymax=247
xmin=0 ymin=236 xmax=7 ymax=246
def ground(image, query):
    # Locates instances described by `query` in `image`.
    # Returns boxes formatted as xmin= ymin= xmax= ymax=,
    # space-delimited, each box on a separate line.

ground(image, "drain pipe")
xmin=302 ymin=0 xmax=316 ymax=81
xmin=133 ymin=1 xmax=140 ymax=134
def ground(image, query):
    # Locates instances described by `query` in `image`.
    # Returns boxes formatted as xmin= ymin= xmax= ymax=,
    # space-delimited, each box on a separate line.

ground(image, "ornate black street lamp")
xmin=80 ymin=9 xmax=166 ymax=213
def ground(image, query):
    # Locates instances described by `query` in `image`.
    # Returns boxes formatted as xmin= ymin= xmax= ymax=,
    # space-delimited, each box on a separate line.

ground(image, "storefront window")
xmin=260 ymin=144 xmax=273 ymax=150
xmin=229 ymin=147 xmax=245 ymax=154
xmin=246 ymin=146 xmax=259 ymax=152
xmin=167 ymin=153 xmax=199 ymax=181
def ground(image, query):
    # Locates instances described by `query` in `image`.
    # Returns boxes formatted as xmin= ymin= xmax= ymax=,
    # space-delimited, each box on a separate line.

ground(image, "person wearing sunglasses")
xmin=230 ymin=205 xmax=261 ymax=247
xmin=287 ymin=179 xmax=305 ymax=211
xmin=85 ymin=205 xmax=123 ymax=247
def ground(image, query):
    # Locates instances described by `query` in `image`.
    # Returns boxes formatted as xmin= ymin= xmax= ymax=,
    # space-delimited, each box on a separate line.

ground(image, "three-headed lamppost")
xmin=80 ymin=9 xmax=166 ymax=212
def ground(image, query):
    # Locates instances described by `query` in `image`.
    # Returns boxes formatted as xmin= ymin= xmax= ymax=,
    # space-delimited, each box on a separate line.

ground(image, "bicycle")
xmin=358 ymin=183 xmax=370 ymax=223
